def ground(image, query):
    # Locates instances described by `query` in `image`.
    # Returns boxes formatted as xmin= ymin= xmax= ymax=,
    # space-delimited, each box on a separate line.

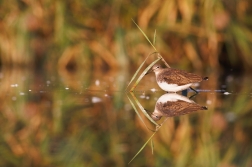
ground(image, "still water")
xmin=1 ymin=67 xmax=252 ymax=167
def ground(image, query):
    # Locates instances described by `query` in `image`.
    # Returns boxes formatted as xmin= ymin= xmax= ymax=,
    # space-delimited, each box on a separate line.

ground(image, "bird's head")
xmin=152 ymin=64 xmax=162 ymax=72
xmin=151 ymin=108 xmax=163 ymax=121
xmin=151 ymin=113 xmax=162 ymax=121
xmin=145 ymin=64 xmax=162 ymax=75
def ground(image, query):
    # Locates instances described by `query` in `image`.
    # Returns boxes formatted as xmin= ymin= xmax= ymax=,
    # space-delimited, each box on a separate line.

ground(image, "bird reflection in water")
xmin=151 ymin=93 xmax=207 ymax=121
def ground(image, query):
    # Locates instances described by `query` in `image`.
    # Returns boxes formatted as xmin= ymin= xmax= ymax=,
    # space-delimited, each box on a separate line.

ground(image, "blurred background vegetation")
xmin=1 ymin=0 xmax=252 ymax=72
xmin=1 ymin=0 xmax=252 ymax=166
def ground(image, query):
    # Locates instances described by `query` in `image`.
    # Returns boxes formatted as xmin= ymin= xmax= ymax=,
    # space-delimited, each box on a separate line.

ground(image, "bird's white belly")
xmin=157 ymin=93 xmax=194 ymax=103
xmin=157 ymin=82 xmax=192 ymax=92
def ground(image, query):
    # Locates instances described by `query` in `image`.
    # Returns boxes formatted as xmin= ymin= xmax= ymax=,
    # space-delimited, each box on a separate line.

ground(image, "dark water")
xmin=1 ymin=68 xmax=252 ymax=166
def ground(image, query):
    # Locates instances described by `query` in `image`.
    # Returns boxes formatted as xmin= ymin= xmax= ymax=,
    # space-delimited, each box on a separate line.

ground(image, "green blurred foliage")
xmin=1 ymin=0 xmax=252 ymax=72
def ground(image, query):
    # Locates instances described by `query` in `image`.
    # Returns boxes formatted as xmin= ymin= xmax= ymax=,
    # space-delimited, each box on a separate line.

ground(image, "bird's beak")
xmin=145 ymin=69 xmax=154 ymax=75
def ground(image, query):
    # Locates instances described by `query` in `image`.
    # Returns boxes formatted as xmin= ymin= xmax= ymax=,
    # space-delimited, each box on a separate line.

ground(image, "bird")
xmin=151 ymin=93 xmax=207 ymax=121
xmin=147 ymin=64 xmax=208 ymax=93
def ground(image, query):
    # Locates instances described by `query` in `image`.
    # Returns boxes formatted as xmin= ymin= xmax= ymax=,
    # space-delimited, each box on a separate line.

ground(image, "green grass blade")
xmin=126 ymin=93 xmax=149 ymax=129
xmin=130 ymin=57 xmax=161 ymax=91
xmin=126 ymin=52 xmax=158 ymax=91
xmin=125 ymin=60 xmax=145 ymax=91
xmin=128 ymin=131 xmax=157 ymax=164
xmin=153 ymin=29 xmax=156 ymax=45
xmin=151 ymin=139 xmax=154 ymax=155
xmin=132 ymin=19 xmax=157 ymax=51
xmin=157 ymin=53 xmax=171 ymax=68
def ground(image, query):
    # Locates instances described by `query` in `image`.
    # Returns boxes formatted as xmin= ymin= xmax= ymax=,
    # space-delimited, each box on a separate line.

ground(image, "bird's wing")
xmin=161 ymin=69 xmax=203 ymax=86
xmin=157 ymin=100 xmax=203 ymax=117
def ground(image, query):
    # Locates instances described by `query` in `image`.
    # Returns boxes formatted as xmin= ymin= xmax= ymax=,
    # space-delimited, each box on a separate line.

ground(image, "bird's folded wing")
xmin=162 ymin=69 xmax=202 ymax=86
xmin=157 ymin=101 xmax=202 ymax=117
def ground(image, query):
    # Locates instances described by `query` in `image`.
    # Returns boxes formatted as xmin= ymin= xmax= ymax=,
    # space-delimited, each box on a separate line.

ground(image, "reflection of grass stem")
xmin=128 ymin=117 xmax=169 ymax=164
xmin=127 ymin=94 xmax=149 ymax=130
xmin=128 ymin=131 xmax=157 ymax=164
xmin=151 ymin=139 xmax=154 ymax=155
xmin=129 ymin=92 xmax=159 ymax=127
xmin=127 ymin=91 xmax=170 ymax=164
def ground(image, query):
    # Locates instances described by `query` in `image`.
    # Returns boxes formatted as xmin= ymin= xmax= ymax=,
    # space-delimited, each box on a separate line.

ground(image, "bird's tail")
xmin=201 ymin=106 xmax=208 ymax=110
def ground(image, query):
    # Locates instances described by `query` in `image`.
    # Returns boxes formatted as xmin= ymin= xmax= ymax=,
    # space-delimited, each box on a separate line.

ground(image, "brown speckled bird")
xmin=149 ymin=64 xmax=208 ymax=93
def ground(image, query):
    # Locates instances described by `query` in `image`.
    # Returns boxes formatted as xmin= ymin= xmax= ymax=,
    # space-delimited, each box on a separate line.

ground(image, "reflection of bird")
xmin=148 ymin=64 xmax=208 ymax=93
xmin=151 ymin=93 xmax=207 ymax=121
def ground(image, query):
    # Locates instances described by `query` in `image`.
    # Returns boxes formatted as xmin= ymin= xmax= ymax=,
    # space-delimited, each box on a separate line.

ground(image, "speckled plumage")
xmin=151 ymin=64 xmax=208 ymax=92
xmin=151 ymin=93 xmax=207 ymax=121
xmin=155 ymin=100 xmax=207 ymax=117
xmin=151 ymin=94 xmax=207 ymax=121
xmin=156 ymin=68 xmax=204 ymax=86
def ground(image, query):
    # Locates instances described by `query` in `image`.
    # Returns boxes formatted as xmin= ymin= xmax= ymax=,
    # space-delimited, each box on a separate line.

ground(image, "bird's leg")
xmin=189 ymin=93 xmax=197 ymax=99
xmin=182 ymin=89 xmax=188 ymax=97
xmin=190 ymin=87 xmax=198 ymax=94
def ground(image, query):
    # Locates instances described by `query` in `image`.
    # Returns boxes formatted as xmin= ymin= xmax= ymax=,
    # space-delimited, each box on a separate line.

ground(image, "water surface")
xmin=1 ymin=68 xmax=252 ymax=166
